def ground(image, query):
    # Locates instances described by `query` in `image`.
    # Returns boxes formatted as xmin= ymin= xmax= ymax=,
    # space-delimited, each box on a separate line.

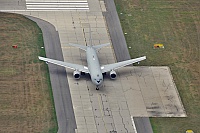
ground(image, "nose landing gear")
xmin=96 ymin=85 xmax=100 ymax=90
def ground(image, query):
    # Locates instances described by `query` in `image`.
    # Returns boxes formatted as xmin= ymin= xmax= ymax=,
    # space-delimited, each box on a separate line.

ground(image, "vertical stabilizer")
xmin=82 ymin=23 xmax=92 ymax=47
xmin=89 ymin=26 xmax=92 ymax=46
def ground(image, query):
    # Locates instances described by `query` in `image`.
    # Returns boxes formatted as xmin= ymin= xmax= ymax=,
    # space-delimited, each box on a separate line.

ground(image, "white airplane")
xmin=38 ymin=43 xmax=146 ymax=90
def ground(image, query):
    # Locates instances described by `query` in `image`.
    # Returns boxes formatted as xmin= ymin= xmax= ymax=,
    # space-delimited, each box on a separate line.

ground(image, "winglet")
xmin=38 ymin=56 xmax=42 ymax=60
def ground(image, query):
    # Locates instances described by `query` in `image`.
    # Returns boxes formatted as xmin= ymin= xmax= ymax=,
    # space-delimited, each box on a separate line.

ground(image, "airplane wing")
xmin=101 ymin=56 xmax=146 ymax=73
xmin=38 ymin=56 xmax=89 ymax=73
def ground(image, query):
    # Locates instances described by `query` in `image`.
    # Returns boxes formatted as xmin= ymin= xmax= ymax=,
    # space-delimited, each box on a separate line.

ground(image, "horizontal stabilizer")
xmin=92 ymin=43 xmax=110 ymax=50
xmin=68 ymin=43 xmax=88 ymax=51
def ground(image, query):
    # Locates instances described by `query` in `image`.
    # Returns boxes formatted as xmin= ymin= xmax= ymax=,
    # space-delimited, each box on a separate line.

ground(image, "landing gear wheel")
xmin=96 ymin=87 xmax=99 ymax=90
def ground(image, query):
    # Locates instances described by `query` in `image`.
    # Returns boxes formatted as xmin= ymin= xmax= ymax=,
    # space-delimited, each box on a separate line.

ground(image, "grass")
xmin=0 ymin=12 xmax=57 ymax=132
xmin=114 ymin=0 xmax=200 ymax=132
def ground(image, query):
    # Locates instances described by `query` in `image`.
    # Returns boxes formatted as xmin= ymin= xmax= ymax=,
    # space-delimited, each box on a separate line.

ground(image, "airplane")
xmin=38 ymin=43 xmax=146 ymax=90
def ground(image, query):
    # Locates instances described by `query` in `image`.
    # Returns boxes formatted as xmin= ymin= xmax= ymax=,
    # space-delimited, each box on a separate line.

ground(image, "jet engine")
xmin=73 ymin=71 xmax=81 ymax=79
xmin=110 ymin=70 xmax=117 ymax=79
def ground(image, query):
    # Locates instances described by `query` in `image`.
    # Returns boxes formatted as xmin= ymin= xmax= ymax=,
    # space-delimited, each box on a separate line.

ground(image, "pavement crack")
xmin=118 ymin=108 xmax=129 ymax=133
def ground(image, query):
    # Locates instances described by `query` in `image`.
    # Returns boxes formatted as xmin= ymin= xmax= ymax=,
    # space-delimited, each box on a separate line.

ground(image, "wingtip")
xmin=38 ymin=56 xmax=43 ymax=60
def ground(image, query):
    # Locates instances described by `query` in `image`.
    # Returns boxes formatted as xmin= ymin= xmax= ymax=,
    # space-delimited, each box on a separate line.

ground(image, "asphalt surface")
xmin=133 ymin=117 xmax=154 ymax=133
xmin=103 ymin=0 xmax=130 ymax=62
xmin=103 ymin=0 xmax=153 ymax=133
xmin=26 ymin=16 xmax=76 ymax=133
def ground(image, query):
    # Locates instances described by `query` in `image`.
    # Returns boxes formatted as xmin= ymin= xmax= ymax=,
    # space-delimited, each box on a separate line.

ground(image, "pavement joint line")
xmin=133 ymin=67 xmax=150 ymax=115
xmin=150 ymin=67 xmax=167 ymax=115
xmin=97 ymin=93 xmax=108 ymax=132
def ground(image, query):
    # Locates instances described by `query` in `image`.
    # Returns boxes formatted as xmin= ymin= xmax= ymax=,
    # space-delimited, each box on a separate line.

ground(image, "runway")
xmin=0 ymin=0 xmax=186 ymax=132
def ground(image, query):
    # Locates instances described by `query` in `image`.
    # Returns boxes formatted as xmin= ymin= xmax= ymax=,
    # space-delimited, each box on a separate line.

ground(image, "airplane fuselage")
xmin=86 ymin=46 xmax=103 ymax=88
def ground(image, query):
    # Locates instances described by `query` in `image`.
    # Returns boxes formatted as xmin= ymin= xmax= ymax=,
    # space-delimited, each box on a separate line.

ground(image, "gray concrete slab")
xmin=117 ymin=66 xmax=186 ymax=117
xmin=0 ymin=0 xmax=26 ymax=10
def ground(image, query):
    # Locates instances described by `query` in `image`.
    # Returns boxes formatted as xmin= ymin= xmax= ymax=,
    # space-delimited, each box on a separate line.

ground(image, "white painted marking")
xmin=26 ymin=0 xmax=87 ymax=2
xmin=27 ymin=5 xmax=89 ymax=9
xmin=25 ymin=0 xmax=89 ymax=10
xmin=27 ymin=5 xmax=88 ymax=7
xmin=131 ymin=116 xmax=138 ymax=133
xmin=0 ymin=10 xmax=89 ymax=12
xmin=26 ymin=2 xmax=88 ymax=5
xmin=26 ymin=7 xmax=89 ymax=10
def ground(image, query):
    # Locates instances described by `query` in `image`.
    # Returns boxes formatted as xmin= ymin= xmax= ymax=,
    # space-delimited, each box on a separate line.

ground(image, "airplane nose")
xmin=93 ymin=78 xmax=103 ymax=86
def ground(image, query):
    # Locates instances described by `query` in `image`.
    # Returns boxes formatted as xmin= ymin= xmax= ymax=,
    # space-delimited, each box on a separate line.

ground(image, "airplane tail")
xmin=69 ymin=26 xmax=110 ymax=51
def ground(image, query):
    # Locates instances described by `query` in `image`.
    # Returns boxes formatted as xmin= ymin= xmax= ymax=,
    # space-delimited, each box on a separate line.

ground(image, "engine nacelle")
xmin=110 ymin=70 xmax=117 ymax=79
xmin=73 ymin=71 xmax=81 ymax=79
